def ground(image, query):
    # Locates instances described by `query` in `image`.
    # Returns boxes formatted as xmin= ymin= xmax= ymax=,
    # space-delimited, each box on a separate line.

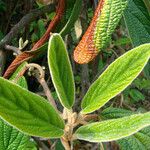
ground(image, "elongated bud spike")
xmin=74 ymin=0 xmax=128 ymax=64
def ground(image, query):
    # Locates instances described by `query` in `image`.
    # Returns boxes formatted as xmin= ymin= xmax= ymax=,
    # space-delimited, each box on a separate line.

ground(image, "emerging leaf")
xmin=75 ymin=112 xmax=150 ymax=142
xmin=48 ymin=33 xmax=75 ymax=109
xmin=73 ymin=0 xmax=128 ymax=64
xmin=81 ymin=43 xmax=150 ymax=114
xmin=0 ymin=77 xmax=64 ymax=138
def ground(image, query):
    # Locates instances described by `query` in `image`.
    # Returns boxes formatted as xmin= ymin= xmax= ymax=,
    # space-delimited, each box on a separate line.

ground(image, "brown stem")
xmin=61 ymin=137 xmax=71 ymax=150
xmin=26 ymin=63 xmax=58 ymax=110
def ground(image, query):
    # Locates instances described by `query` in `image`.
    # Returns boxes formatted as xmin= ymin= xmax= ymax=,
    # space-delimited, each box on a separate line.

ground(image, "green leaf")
xmin=100 ymin=107 xmax=150 ymax=150
xmin=117 ymin=127 xmax=150 ymax=150
xmin=48 ymin=33 xmax=75 ymax=109
xmin=9 ymin=62 xmax=28 ymax=89
xmin=81 ymin=43 xmax=150 ymax=114
xmin=0 ymin=75 xmax=37 ymax=150
xmin=124 ymin=0 xmax=150 ymax=47
xmin=0 ymin=119 xmax=37 ymax=150
xmin=101 ymin=107 xmax=135 ymax=119
xmin=0 ymin=77 xmax=64 ymax=138
xmin=75 ymin=112 xmax=150 ymax=142
xmin=129 ymin=89 xmax=145 ymax=102
xmin=60 ymin=0 xmax=82 ymax=37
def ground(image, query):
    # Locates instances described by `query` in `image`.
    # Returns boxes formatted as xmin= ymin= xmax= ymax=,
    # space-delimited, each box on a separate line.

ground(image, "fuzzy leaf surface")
xmin=48 ymin=33 xmax=75 ymax=109
xmin=124 ymin=0 xmax=150 ymax=47
xmin=101 ymin=107 xmax=150 ymax=150
xmin=0 ymin=77 xmax=64 ymax=138
xmin=75 ymin=112 xmax=150 ymax=142
xmin=81 ymin=43 xmax=150 ymax=114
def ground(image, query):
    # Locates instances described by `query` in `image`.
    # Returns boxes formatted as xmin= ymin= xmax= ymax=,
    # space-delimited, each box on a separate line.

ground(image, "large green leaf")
xmin=124 ymin=0 xmax=150 ymax=47
xmin=101 ymin=107 xmax=150 ymax=150
xmin=0 ymin=77 xmax=64 ymax=138
xmin=81 ymin=43 xmax=150 ymax=114
xmin=75 ymin=112 xmax=150 ymax=142
xmin=48 ymin=33 xmax=75 ymax=109
xmin=0 ymin=72 xmax=37 ymax=150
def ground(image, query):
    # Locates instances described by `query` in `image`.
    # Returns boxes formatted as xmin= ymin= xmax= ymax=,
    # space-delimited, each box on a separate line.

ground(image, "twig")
xmin=61 ymin=137 xmax=71 ymax=150
xmin=5 ymin=45 xmax=22 ymax=55
xmin=0 ymin=50 xmax=6 ymax=76
xmin=26 ymin=63 xmax=57 ymax=110
xmin=0 ymin=3 xmax=55 ymax=49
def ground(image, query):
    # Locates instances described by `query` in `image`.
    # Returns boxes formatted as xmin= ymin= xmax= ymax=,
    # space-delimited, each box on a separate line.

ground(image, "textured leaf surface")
xmin=101 ymin=107 xmax=150 ymax=150
xmin=0 ymin=77 xmax=64 ymax=138
xmin=94 ymin=0 xmax=128 ymax=49
xmin=48 ymin=33 xmax=75 ymax=109
xmin=0 ymin=119 xmax=36 ymax=150
xmin=117 ymin=126 xmax=150 ymax=150
xmin=73 ymin=0 xmax=128 ymax=64
xmin=124 ymin=0 xmax=150 ymax=47
xmin=81 ymin=43 xmax=150 ymax=114
xmin=101 ymin=107 xmax=135 ymax=119
xmin=0 ymin=76 xmax=36 ymax=150
xmin=75 ymin=112 xmax=150 ymax=142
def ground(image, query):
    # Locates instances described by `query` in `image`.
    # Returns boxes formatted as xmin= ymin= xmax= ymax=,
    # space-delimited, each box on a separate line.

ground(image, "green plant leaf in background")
xmin=9 ymin=62 xmax=28 ymax=89
xmin=75 ymin=112 xmax=150 ymax=142
xmin=0 ymin=77 xmax=64 ymax=138
xmin=129 ymin=89 xmax=145 ymax=102
xmin=81 ymin=43 xmax=150 ymax=114
xmin=60 ymin=0 xmax=82 ymax=37
xmin=101 ymin=107 xmax=135 ymax=119
xmin=48 ymin=33 xmax=75 ymax=109
xmin=124 ymin=0 xmax=150 ymax=47
xmin=124 ymin=0 xmax=150 ymax=80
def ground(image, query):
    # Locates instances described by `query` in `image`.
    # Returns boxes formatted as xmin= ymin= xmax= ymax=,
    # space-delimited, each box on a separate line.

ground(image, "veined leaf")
xmin=81 ymin=43 xmax=150 ymax=114
xmin=0 ymin=77 xmax=64 ymax=138
xmin=124 ymin=0 xmax=150 ymax=47
xmin=0 ymin=73 xmax=37 ymax=150
xmin=48 ymin=33 xmax=75 ymax=109
xmin=0 ymin=119 xmax=37 ymax=150
xmin=75 ymin=112 xmax=150 ymax=142
xmin=101 ymin=107 xmax=135 ymax=119
xmin=117 ymin=127 xmax=150 ymax=150
xmin=101 ymin=107 xmax=150 ymax=150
